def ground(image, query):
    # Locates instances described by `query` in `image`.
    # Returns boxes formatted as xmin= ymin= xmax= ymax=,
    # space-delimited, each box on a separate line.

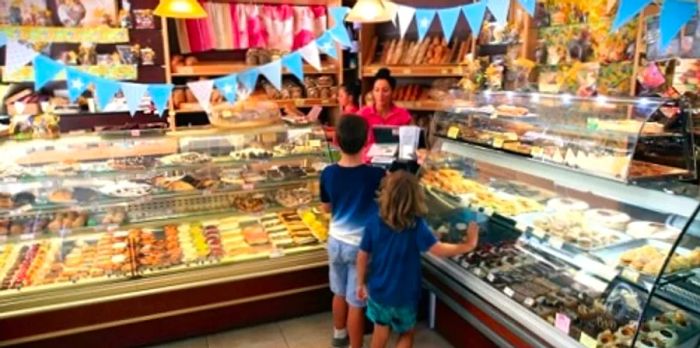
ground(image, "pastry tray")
xmin=516 ymin=212 xmax=633 ymax=253
xmin=590 ymin=239 xmax=694 ymax=280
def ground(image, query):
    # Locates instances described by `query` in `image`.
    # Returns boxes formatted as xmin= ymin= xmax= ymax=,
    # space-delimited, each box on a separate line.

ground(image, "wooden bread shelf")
xmin=171 ymin=62 xmax=338 ymax=77
xmin=361 ymin=65 xmax=468 ymax=77
xmin=175 ymin=99 xmax=339 ymax=114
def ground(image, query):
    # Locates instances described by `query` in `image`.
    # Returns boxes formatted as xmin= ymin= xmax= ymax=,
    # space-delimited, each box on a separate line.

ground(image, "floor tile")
xmin=207 ymin=323 xmax=288 ymax=348
xmin=148 ymin=336 xmax=208 ymax=348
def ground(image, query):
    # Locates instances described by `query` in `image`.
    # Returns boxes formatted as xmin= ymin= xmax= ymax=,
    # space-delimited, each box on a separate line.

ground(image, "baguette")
xmin=444 ymin=41 xmax=456 ymax=64
xmin=386 ymin=39 xmax=398 ymax=65
xmin=393 ymin=39 xmax=407 ymax=65
xmin=414 ymin=37 xmax=431 ymax=65
xmin=402 ymin=41 xmax=417 ymax=65
xmin=380 ymin=39 xmax=395 ymax=65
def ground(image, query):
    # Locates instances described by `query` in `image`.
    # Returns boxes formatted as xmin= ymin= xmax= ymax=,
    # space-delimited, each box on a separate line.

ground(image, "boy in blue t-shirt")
xmin=357 ymin=171 xmax=479 ymax=348
xmin=320 ymin=115 xmax=386 ymax=348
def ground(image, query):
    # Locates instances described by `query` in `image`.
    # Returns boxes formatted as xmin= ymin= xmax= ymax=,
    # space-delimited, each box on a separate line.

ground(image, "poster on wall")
xmin=54 ymin=0 xmax=117 ymax=27
xmin=0 ymin=0 xmax=48 ymax=26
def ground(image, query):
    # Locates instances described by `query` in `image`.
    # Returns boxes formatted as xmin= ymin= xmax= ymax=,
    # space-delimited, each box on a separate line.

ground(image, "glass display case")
xmin=0 ymin=123 xmax=332 ymax=315
xmin=420 ymin=93 xmax=700 ymax=348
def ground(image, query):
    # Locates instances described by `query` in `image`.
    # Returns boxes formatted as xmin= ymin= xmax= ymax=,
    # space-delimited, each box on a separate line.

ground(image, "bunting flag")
xmin=148 ymin=84 xmax=174 ymax=117
xmin=384 ymin=1 xmax=399 ymax=27
xmin=213 ymin=74 xmax=239 ymax=103
xmin=121 ymin=82 xmax=149 ymax=117
xmin=187 ymin=80 xmax=215 ymax=113
xmin=238 ymin=69 xmax=260 ymax=91
xmin=612 ymin=0 xmax=653 ymax=31
xmin=259 ymin=60 xmax=282 ymax=91
xmin=437 ymin=7 xmax=461 ymax=43
xmin=329 ymin=25 xmax=352 ymax=48
xmin=33 ymin=55 xmax=65 ymax=90
xmin=94 ymin=77 xmax=122 ymax=110
xmin=299 ymin=42 xmax=322 ymax=71
xmin=517 ymin=0 xmax=536 ymax=16
xmin=5 ymin=40 xmax=39 ymax=75
xmin=0 ymin=33 xmax=6 ymax=48
xmin=397 ymin=5 xmax=416 ymax=39
xmin=463 ymin=2 xmax=487 ymax=37
xmin=487 ymin=0 xmax=511 ymax=25
xmin=317 ymin=32 xmax=338 ymax=59
xmin=282 ymin=52 xmax=304 ymax=81
xmin=66 ymin=67 xmax=93 ymax=103
xmin=659 ymin=0 xmax=698 ymax=50
xmin=329 ymin=6 xmax=350 ymax=25
xmin=415 ymin=9 xmax=437 ymax=42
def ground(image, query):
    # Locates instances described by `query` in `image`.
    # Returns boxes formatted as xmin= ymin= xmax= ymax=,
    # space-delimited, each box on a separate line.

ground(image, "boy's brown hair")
xmin=378 ymin=170 xmax=428 ymax=231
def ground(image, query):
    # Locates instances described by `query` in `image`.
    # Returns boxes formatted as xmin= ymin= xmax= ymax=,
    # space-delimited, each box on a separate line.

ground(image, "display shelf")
xmin=171 ymin=62 xmax=338 ymax=77
xmin=361 ymin=65 xmax=469 ymax=77
xmin=0 ymin=26 xmax=130 ymax=44
xmin=175 ymin=99 xmax=339 ymax=114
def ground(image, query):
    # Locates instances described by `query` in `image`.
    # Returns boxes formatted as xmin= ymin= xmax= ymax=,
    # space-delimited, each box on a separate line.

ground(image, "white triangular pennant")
xmin=397 ymin=5 xmax=417 ymax=39
xmin=299 ymin=42 xmax=322 ymax=71
xmin=384 ymin=1 xmax=399 ymax=27
xmin=187 ymin=80 xmax=215 ymax=113
xmin=5 ymin=40 xmax=39 ymax=75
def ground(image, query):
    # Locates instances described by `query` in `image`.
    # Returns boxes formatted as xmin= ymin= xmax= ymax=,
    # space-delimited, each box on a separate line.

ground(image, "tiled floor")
xmin=149 ymin=312 xmax=453 ymax=348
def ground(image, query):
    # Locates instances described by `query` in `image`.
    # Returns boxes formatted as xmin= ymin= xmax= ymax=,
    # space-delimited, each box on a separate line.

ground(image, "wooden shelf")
xmin=175 ymin=99 xmax=339 ymax=114
xmin=361 ymin=65 xmax=467 ymax=77
xmin=171 ymin=62 xmax=338 ymax=77
xmin=395 ymin=101 xmax=443 ymax=111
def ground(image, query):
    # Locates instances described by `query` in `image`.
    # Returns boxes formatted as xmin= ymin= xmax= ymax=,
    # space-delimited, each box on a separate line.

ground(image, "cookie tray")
xmin=590 ymin=239 xmax=694 ymax=283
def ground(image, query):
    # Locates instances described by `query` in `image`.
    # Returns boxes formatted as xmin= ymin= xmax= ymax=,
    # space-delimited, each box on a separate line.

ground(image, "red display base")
xmin=0 ymin=266 xmax=331 ymax=348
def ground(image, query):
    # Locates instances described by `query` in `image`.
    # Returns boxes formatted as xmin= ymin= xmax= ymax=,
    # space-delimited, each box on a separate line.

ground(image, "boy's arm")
xmin=428 ymin=221 xmax=479 ymax=257
xmin=356 ymin=250 xmax=369 ymax=300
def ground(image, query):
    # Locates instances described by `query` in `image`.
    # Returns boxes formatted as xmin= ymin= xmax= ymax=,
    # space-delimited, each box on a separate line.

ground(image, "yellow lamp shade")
xmin=154 ymin=0 xmax=207 ymax=19
xmin=345 ymin=0 xmax=393 ymax=23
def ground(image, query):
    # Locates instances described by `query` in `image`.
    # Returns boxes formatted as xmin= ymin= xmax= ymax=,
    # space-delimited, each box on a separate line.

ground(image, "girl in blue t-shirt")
xmin=357 ymin=170 xmax=479 ymax=348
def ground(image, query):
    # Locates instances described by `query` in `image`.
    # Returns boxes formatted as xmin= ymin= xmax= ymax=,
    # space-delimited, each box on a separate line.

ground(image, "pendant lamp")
xmin=154 ymin=0 xmax=207 ymax=19
xmin=345 ymin=0 xmax=393 ymax=23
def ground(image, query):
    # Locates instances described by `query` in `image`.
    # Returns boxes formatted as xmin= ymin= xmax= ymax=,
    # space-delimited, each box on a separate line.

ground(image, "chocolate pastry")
xmin=596 ymin=315 xmax=618 ymax=332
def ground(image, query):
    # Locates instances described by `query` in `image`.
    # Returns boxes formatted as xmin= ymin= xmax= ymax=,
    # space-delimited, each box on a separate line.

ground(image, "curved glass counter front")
xmin=420 ymin=94 xmax=700 ymax=348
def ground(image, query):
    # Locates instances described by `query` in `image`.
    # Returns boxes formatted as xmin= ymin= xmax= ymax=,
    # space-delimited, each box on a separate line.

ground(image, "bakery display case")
xmin=420 ymin=93 xmax=700 ymax=348
xmin=0 ymin=122 xmax=334 ymax=347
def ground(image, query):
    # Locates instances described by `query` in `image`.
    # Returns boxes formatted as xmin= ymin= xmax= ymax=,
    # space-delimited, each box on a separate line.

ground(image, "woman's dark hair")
xmin=374 ymin=68 xmax=396 ymax=90
xmin=336 ymin=114 xmax=368 ymax=155
xmin=340 ymin=81 xmax=361 ymax=106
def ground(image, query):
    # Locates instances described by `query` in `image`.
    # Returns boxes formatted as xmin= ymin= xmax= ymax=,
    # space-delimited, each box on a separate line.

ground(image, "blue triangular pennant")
xmin=415 ymin=9 xmax=436 ymax=42
xmin=437 ymin=7 xmax=461 ymax=42
xmin=238 ymin=69 xmax=260 ymax=91
xmin=487 ymin=0 xmax=510 ymax=25
xmin=612 ymin=0 xmax=653 ymax=32
xmin=94 ymin=77 xmax=122 ymax=110
xmin=0 ymin=33 xmax=6 ymax=48
xmin=33 ymin=55 xmax=65 ymax=90
xmin=259 ymin=60 xmax=282 ymax=91
xmin=329 ymin=6 xmax=350 ymax=25
xmin=316 ymin=32 xmax=338 ymax=59
xmin=463 ymin=2 xmax=487 ymax=37
xmin=121 ymin=82 xmax=149 ymax=117
xmin=659 ymin=0 xmax=698 ymax=51
xmin=214 ymin=74 xmax=239 ymax=103
xmin=148 ymin=84 xmax=174 ymax=117
xmin=65 ymin=68 xmax=93 ymax=103
xmin=282 ymin=52 xmax=304 ymax=81
xmin=329 ymin=25 xmax=352 ymax=48
xmin=517 ymin=0 xmax=536 ymax=16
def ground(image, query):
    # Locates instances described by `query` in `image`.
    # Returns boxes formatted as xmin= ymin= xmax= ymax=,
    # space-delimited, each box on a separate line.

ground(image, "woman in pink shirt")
xmin=338 ymin=81 xmax=360 ymax=114
xmin=358 ymin=68 xmax=412 ymax=149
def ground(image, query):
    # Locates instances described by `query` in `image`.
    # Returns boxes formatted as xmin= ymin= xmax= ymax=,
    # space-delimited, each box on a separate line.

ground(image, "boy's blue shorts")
xmin=328 ymin=237 xmax=365 ymax=308
xmin=367 ymin=298 xmax=417 ymax=333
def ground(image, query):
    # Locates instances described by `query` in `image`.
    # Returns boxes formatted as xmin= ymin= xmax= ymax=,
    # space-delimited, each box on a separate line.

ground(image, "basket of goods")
xmin=207 ymin=100 xmax=281 ymax=129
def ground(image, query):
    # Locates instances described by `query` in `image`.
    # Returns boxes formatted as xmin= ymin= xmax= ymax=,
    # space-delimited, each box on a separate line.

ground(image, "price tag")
xmin=531 ymin=146 xmax=543 ymax=158
xmin=486 ymin=273 xmax=496 ymax=282
xmin=472 ymin=268 xmax=483 ymax=277
xmin=447 ymin=126 xmax=460 ymax=139
xmin=622 ymin=268 xmax=640 ymax=283
xmin=515 ymin=222 xmax=528 ymax=232
xmin=242 ymin=183 xmax=255 ymax=191
xmin=579 ymin=333 xmax=597 ymax=348
xmin=524 ymin=297 xmax=535 ymax=307
xmin=549 ymin=237 xmax=564 ymax=249
xmin=460 ymin=259 xmax=470 ymax=268
xmin=531 ymin=228 xmax=546 ymax=239
xmin=321 ymin=99 xmax=331 ymax=105
xmin=20 ymin=233 xmax=35 ymax=241
xmin=555 ymin=313 xmax=571 ymax=334
xmin=269 ymin=248 xmax=285 ymax=258
xmin=503 ymin=287 xmax=515 ymax=298
xmin=490 ymin=111 xmax=498 ymax=119
xmin=493 ymin=138 xmax=504 ymax=148
xmin=180 ymin=67 xmax=194 ymax=74
xmin=130 ymin=130 xmax=141 ymax=137
xmin=309 ymin=139 xmax=322 ymax=147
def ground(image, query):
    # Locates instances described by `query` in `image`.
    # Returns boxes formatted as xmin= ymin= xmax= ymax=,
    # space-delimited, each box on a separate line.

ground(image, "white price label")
xmin=531 ymin=228 xmax=546 ymax=239
xmin=524 ymin=297 xmax=535 ymax=307
xmin=460 ymin=260 xmax=470 ymax=268
xmin=130 ymin=130 xmax=141 ymax=137
xmin=473 ymin=268 xmax=483 ymax=277
xmin=549 ymin=237 xmax=564 ymax=249
xmin=483 ymin=208 xmax=494 ymax=216
xmin=487 ymin=273 xmax=496 ymax=282
xmin=242 ymin=184 xmax=255 ymax=191
xmin=20 ymin=233 xmax=35 ymax=241
xmin=503 ymin=287 xmax=515 ymax=298
xmin=269 ymin=248 xmax=285 ymax=258
xmin=622 ymin=268 xmax=640 ymax=283
xmin=515 ymin=222 xmax=527 ymax=232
